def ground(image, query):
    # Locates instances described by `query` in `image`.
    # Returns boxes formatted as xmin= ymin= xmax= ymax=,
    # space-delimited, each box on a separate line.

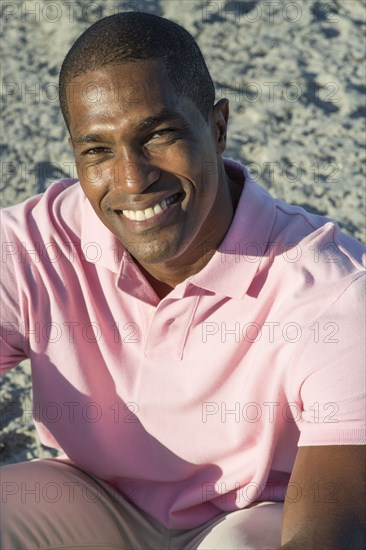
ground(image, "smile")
xmin=122 ymin=193 xmax=181 ymax=221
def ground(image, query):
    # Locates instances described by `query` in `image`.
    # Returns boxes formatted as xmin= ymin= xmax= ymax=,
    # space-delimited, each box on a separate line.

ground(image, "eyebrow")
xmin=73 ymin=108 xmax=187 ymax=146
xmin=73 ymin=133 xmax=106 ymax=146
xmin=135 ymin=108 xmax=186 ymax=132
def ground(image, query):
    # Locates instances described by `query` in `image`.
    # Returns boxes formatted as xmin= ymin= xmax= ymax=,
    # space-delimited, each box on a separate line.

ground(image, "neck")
xmin=136 ymin=248 xmax=217 ymax=299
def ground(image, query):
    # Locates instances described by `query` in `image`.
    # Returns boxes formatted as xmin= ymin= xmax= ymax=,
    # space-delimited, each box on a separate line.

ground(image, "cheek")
xmin=165 ymin=137 xmax=210 ymax=171
xmin=78 ymin=180 xmax=103 ymax=214
xmin=78 ymin=165 xmax=112 ymax=208
xmin=79 ymin=166 xmax=105 ymax=191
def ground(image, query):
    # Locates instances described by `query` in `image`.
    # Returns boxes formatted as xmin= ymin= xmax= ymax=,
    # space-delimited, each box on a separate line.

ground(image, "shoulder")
xmin=270 ymin=198 xmax=365 ymax=270
xmin=268 ymin=200 xmax=365 ymax=306
xmin=1 ymin=179 xmax=83 ymax=243
xmin=230 ymin=162 xmax=365 ymax=318
xmin=226 ymin=158 xmax=365 ymax=274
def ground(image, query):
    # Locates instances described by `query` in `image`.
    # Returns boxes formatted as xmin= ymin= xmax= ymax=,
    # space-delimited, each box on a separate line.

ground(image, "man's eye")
xmin=82 ymin=147 xmax=110 ymax=156
xmin=150 ymin=128 xmax=176 ymax=139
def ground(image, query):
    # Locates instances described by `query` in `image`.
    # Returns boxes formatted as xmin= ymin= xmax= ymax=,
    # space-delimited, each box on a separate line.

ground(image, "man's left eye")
xmin=151 ymin=128 xmax=175 ymax=138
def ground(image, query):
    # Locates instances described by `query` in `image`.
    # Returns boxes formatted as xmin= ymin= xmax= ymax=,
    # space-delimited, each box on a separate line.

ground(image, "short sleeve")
xmin=0 ymin=212 xmax=28 ymax=373
xmin=295 ymin=273 xmax=366 ymax=446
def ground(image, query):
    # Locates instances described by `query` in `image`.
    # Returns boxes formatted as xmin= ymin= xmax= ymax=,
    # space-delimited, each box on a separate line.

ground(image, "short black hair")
xmin=59 ymin=12 xmax=215 ymax=128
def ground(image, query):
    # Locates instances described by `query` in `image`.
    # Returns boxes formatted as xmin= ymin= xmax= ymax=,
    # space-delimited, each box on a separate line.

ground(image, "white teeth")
xmin=153 ymin=204 xmax=163 ymax=215
xmin=135 ymin=210 xmax=146 ymax=221
xmin=122 ymin=194 xmax=179 ymax=221
xmin=122 ymin=210 xmax=136 ymax=220
xmin=144 ymin=207 xmax=155 ymax=220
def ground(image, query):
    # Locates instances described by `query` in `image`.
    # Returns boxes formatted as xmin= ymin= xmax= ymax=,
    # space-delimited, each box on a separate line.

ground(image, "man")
xmin=0 ymin=11 xmax=365 ymax=550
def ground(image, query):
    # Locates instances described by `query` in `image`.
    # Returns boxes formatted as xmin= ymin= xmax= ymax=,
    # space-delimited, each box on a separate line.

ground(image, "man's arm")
xmin=280 ymin=445 xmax=365 ymax=549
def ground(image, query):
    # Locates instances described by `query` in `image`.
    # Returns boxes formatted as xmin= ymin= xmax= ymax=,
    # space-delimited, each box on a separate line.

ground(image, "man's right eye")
xmin=81 ymin=147 xmax=110 ymax=156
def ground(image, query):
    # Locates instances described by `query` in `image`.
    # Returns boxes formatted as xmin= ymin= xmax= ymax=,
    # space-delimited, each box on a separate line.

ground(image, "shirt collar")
xmin=188 ymin=159 xmax=276 ymax=299
xmin=81 ymin=195 xmax=124 ymax=273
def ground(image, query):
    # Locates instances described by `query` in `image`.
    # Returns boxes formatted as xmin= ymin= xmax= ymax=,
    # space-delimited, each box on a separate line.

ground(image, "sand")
xmin=1 ymin=0 xmax=365 ymax=464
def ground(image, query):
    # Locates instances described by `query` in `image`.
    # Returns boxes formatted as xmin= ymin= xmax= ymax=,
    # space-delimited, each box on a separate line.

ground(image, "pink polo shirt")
xmin=1 ymin=159 xmax=365 ymax=528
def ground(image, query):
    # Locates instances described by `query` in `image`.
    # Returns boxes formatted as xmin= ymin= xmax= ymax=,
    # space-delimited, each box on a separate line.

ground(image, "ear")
xmin=212 ymin=98 xmax=229 ymax=154
xmin=68 ymin=136 xmax=74 ymax=149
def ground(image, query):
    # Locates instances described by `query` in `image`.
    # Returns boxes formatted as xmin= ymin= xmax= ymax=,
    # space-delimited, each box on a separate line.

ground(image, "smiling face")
xmin=67 ymin=59 xmax=235 ymax=278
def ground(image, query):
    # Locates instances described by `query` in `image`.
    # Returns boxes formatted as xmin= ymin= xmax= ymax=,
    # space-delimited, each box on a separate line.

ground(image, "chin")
xmin=128 ymin=241 xmax=181 ymax=265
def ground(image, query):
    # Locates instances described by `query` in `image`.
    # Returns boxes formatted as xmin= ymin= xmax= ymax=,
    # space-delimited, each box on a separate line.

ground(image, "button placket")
xmin=144 ymin=291 xmax=201 ymax=360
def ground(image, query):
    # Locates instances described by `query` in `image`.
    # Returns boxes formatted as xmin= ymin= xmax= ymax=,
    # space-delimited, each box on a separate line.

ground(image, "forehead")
xmin=66 ymin=60 xmax=195 ymax=134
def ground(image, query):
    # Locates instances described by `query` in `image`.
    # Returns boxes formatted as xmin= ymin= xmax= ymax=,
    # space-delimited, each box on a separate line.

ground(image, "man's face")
xmin=67 ymin=60 xmax=230 ymax=270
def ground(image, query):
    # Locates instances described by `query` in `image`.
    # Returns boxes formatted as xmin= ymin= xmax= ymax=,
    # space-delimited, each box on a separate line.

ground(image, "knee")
xmin=196 ymin=502 xmax=283 ymax=550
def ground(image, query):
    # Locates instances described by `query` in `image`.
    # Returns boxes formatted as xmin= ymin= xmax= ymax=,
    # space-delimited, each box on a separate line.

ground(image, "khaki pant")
xmin=1 ymin=459 xmax=283 ymax=549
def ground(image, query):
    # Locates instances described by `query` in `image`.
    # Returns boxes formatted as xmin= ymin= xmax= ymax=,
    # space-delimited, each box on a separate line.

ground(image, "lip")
xmin=114 ymin=192 xmax=185 ymax=232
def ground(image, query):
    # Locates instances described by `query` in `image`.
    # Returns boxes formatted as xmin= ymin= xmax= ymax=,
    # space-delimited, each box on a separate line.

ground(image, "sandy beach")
xmin=1 ymin=0 xmax=365 ymax=464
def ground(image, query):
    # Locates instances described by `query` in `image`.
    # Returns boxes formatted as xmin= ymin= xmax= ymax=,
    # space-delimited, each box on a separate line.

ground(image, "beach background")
xmin=1 ymin=0 xmax=365 ymax=465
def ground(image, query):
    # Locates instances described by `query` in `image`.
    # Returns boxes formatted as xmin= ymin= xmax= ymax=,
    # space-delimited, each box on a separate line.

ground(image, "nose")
xmin=111 ymin=151 xmax=160 ymax=194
